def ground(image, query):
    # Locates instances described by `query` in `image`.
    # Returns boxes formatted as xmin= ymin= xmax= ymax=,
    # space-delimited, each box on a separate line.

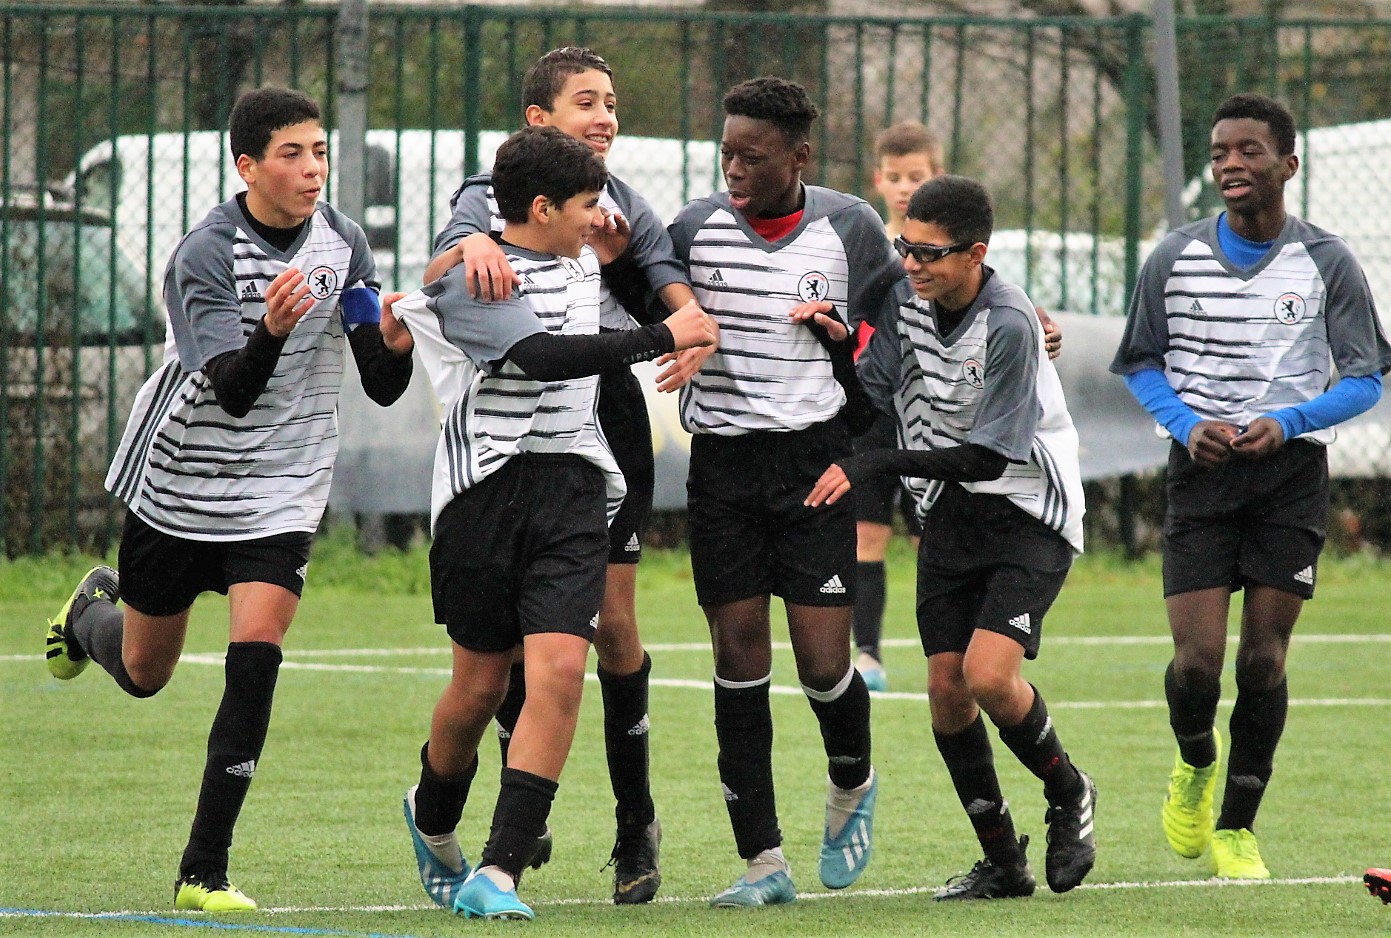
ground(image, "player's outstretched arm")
xmin=425 ymin=232 xmax=521 ymax=300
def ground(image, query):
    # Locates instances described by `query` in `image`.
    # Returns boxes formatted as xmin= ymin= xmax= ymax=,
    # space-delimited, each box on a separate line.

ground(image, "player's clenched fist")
xmin=663 ymin=299 xmax=718 ymax=351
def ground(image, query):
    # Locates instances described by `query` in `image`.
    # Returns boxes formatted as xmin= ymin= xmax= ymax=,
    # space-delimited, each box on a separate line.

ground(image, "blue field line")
xmin=0 ymin=909 xmax=419 ymax=937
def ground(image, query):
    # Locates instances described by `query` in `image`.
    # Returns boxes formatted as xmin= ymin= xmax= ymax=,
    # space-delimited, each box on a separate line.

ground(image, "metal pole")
xmin=1153 ymin=0 xmax=1186 ymax=230
xmin=335 ymin=0 xmax=368 ymax=224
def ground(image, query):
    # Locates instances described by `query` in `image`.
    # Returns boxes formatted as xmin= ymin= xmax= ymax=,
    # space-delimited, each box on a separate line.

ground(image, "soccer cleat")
xmin=1211 ymin=828 xmax=1270 ymax=879
xmin=173 ymin=874 xmax=257 ymax=912
xmin=710 ymin=869 xmax=797 ymax=908
xmin=609 ymin=818 xmax=662 ymax=905
xmin=453 ymin=869 xmax=535 ymax=920
xmin=1365 ymin=868 xmax=1391 ymax=904
xmin=529 ymin=824 xmax=553 ymax=870
xmin=1162 ymin=730 xmax=1222 ymax=859
xmin=855 ymin=651 xmax=888 ymax=693
xmin=1044 ymin=769 xmax=1097 ymax=893
xmin=45 ymin=565 xmax=119 ymax=680
xmin=934 ymin=835 xmax=1036 ymax=901
xmin=403 ymin=786 xmax=470 ymax=908
xmin=819 ymin=770 xmax=877 ymax=889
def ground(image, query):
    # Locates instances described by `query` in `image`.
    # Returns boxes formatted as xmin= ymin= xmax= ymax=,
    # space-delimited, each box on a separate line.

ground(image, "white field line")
xmin=0 ymin=874 xmax=1367 ymax=922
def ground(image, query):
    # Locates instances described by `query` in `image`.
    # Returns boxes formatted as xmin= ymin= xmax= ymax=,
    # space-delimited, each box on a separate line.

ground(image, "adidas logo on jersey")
xmin=226 ymin=759 xmax=256 ymax=778
xmin=628 ymin=715 xmax=650 ymax=737
xmin=1008 ymin=613 xmax=1032 ymax=635
xmin=625 ymin=533 xmax=641 ymax=552
xmin=240 ymin=282 xmax=264 ymax=304
xmin=820 ymin=575 xmax=847 ymax=594
xmin=1189 ymin=299 xmax=1205 ymax=314
xmin=707 ymin=269 xmax=726 ymax=286
xmin=1293 ymin=565 xmax=1315 ymax=586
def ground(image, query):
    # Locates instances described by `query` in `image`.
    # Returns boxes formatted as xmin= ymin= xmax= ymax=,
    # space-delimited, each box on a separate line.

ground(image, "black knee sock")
xmin=852 ymin=561 xmax=887 ymax=660
xmin=934 ymin=715 xmax=1023 ymax=867
xmin=414 ymin=741 xmax=479 ymax=836
xmin=70 ymin=594 xmax=158 ymax=698
xmin=713 ymin=678 xmax=781 ymax=859
xmin=996 ymin=685 xmax=1084 ymax=804
xmin=1165 ymin=660 xmax=1220 ymax=767
xmin=598 ymin=652 xmax=655 ymax=831
xmin=1217 ymin=676 xmax=1288 ymax=832
xmin=495 ymin=662 xmax=526 ymax=769
xmin=804 ymin=666 xmax=873 ymax=791
xmin=480 ymin=767 xmax=558 ymax=879
xmin=179 ymin=642 xmax=281 ymax=880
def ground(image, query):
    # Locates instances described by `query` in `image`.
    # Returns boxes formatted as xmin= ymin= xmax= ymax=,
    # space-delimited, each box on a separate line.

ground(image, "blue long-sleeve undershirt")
xmin=1122 ymin=368 xmax=1382 ymax=444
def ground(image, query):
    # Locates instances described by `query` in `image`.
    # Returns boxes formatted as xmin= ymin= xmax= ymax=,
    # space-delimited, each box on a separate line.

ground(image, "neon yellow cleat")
xmin=1211 ymin=828 xmax=1270 ymax=879
xmin=45 ymin=565 xmax=119 ymax=680
xmin=174 ymin=875 xmax=258 ymax=912
xmin=1162 ymin=729 xmax=1221 ymax=859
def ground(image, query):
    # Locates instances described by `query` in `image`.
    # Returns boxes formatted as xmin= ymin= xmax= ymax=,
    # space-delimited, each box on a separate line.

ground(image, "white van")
xmin=66 ymin=129 xmax=719 ymax=293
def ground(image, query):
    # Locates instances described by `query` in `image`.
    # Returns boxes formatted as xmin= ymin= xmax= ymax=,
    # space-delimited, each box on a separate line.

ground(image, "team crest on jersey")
xmin=963 ymin=358 xmax=985 ymax=389
xmin=797 ymin=271 xmax=830 ymax=303
xmin=1274 ymin=292 xmax=1306 ymax=324
xmin=306 ymin=266 xmax=338 ymax=300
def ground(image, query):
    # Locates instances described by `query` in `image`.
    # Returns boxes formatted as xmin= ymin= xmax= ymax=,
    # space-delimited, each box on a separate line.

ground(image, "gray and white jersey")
xmin=392 ymin=244 xmax=624 ymax=532
xmin=1112 ymin=214 xmax=1391 ymax=444
xmin=862 ymin=271 xmax=1085 ymax=552
xmin=105 ymin=198 xmax=377 ymax=540
xmin=668 ymin=186 xmax=902 ymax=435
xmin=436 ymin=172 xmax=688 ymax=331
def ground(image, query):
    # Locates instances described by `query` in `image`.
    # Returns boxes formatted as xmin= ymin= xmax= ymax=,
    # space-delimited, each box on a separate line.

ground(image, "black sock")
xmin=713 ymin=678 xmax=781 ymax=859
xmin=179 ymin=642 xmax=281 ymax=880
xmin=996 ymin=685 xmax=1084 ymax=804
xmin=598 ymin=653 xmax=655 ymax=831
xmin=480 ymin=767 xmax=558 ymax=879
xmin=70 ymin=594 xmax=158 ymax=698
xmin=495 ymin=661 xmax=526 ymax=769
xmin=1217 ymin=676 xmax=1288 ymax=832
xmin=804 ymin=666 xmax=873 ymax=791
xmin=935 ymin=715 xmax=1023 ymax=867
xmin=414 ymin=741 xmax=479 ymax=836
xmin=852 ymin=561 xmax=886 ymax=660
xmin=1165 ymin=660 xmax=1220 ymax=767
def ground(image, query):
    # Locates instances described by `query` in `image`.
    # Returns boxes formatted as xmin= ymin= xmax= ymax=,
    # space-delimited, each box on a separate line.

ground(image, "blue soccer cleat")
xmin=404 ymin=786 xmax=470 ymax=908
xmin=453 ymin=869 xmax=535 ymax=920
xmin=710 ymin=869 xmax=797 ymax=908
xmin=819 ymin=769 xmax=877 ymax=888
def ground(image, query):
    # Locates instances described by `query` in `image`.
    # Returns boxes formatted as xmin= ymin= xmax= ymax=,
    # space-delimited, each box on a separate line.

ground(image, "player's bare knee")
xmin=1233 ymin=651 xmax=1285 ymax=693
xmin=1171 ymin=653 xmax=1222 ymax=693
xmin=124 ymin=653 xmax=175 ymax=694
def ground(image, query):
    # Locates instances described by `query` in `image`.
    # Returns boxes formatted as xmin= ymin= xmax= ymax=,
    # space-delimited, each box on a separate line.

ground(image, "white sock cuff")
xmin=714 ymin=672 xmax=772 ymax=690
xmin=802 ymin=662 xmax=856 ymax=703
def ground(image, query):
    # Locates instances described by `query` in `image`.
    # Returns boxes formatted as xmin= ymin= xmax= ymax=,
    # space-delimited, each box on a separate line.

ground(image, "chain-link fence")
xmin=3 ymin=6 xmax=1391 ymax=555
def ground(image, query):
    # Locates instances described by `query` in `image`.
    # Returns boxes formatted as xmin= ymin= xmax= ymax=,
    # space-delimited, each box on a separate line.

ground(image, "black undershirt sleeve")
xmin=504 ymin=323 xmax=676 ymax=382
xmin=600 ymin=252 xmax=664 ymax=326
xmin=203 ymin=319 xmax=288 ymax=418
xmin=347 ymin=323 xmax=414 ymax=406
xmin=802 ymin=307 xmax=878 ymax=434
xmin=839 ymin=443 xmax=1010 ymax=485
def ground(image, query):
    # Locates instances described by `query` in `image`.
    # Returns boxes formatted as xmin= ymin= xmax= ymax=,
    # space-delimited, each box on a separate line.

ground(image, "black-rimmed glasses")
xmin=893 ymin=236 xmax=972 ymax=264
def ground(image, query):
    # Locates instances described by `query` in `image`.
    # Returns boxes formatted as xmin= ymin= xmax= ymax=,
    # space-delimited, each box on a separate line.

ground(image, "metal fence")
xmin=3 ymin=5 xmax=1391 ymax=555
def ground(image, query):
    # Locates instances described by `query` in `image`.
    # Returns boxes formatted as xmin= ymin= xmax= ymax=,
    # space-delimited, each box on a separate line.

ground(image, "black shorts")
xmin=598 ymin=366 xmax=653 ymax=565
xmin=117 ymin=510 xmax=313 ymax=617
xmin=687 ymin=419 xmax=857 ymax=608
xmin=851 ymin=411 xmax=923 ymax=536
xmin=915 ymin=484 xmax=1074 ymax=661
xmin=1163 ymin=439 xmax=1328 ymax=600
xmin=430 ymin=454 xmax=608 ymax=653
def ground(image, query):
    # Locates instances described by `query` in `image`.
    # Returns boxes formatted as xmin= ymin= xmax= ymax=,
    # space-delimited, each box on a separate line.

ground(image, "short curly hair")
xmin=906 ymin=175 xmax=994 ymax=246
xmin=722 ymin=76 xmax=819 ymax=145
xmin=492 ymin=125 xmax=608 ymax=223
xmin=1212 ymin=93 xmax=1296 ymax=156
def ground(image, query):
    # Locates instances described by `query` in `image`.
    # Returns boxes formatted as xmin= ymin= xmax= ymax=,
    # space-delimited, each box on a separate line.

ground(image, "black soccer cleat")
xmin=1367 ymin=868 xmax=1391 ymax=904
xmin=1045 ymin=769 xmax=1097 ymax=893
xmin=934 ymin=835 xmax=1036 ymax=901
xmin=609 ymin=818 xmax=662 ymax=905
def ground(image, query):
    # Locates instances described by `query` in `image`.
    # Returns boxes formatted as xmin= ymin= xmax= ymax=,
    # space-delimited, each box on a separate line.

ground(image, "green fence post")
xmin=463 ymin=5 xmax=482 ymax=177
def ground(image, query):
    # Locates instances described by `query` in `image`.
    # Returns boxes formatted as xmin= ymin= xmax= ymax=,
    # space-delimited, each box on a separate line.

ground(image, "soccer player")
xmin=808 ymin=173 xmax=1096 ymax=900
xmin=420 ymin=46 xmax=708 ymax=904
xmin=667 ymin=76 xmax=903 ymax=907
xmin=42 ymin=87 xmax=416 ymax=911
xmin=391 ymin=125 xmax=714 ymax=921
xmin=1112 ymin=92 xmax=1391 ymax=878
xmin=1368 ymin=868 xmax=1391 ymax=904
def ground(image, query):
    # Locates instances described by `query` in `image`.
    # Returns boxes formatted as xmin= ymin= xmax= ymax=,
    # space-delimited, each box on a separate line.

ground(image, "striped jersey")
xmin=391 ymin=243 xmax=624 ymax=531
xmin=105 ymin=198 xmax=378 ymax=540
xmin=860 ymin=272 xmax=1085 ymax=552
xmin=667 ymin=187 xmax=902 ymax=435
xmin=1112 ymin=214 xmax=1391 ymax=444
xmin=435 ymin=172 xmax=688 ymax=331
